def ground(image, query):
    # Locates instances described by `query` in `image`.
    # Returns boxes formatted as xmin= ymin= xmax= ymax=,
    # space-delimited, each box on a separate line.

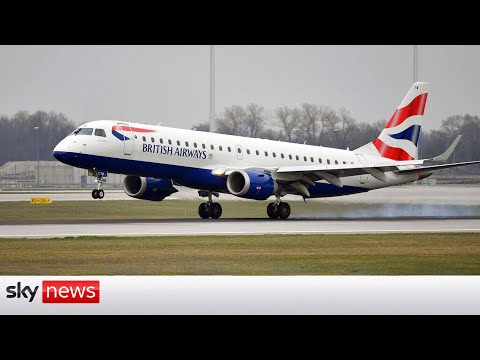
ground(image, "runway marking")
xmin=1 ymin=228 xmax=480 ymax=238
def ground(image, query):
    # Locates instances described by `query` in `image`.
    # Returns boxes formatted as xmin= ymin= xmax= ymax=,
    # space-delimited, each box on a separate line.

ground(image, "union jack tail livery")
xmin=355 ymin=82 xmax=428 ymax=161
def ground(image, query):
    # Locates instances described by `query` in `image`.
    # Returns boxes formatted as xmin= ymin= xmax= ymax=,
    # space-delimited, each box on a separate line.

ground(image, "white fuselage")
xmin=53 ymin=120 xmax=419 ymax=199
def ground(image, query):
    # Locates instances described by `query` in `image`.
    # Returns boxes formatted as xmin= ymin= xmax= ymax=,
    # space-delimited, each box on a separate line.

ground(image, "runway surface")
xmin=1 ymin=218 xmax=479 ymax=238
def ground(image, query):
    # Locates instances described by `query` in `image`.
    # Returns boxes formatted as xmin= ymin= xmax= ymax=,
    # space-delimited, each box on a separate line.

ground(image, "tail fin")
xmin=355 ymin=82 xmax=429 ymax=160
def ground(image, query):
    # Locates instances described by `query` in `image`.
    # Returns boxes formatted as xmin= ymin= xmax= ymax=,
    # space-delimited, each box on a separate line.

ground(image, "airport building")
xmin=0 ymin=161 xmax=125 ymax=188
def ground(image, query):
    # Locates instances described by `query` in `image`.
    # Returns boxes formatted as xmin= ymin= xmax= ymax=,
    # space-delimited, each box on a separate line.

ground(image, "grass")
xmin=1 ymin=200 xmax=479 ymax=222
xmin=0 ymin=200 xmax=269 ymax=221
xmin=1 ymin=233 xmax=480 ymax=275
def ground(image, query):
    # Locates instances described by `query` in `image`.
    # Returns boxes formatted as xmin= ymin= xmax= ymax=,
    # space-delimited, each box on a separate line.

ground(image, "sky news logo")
xmin=5 ymin=281 xmax=100 ymax=303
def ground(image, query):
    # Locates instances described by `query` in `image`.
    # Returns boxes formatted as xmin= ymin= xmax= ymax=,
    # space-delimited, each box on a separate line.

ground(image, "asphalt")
xmin=1 ymin=218 xmax=479 ymax=238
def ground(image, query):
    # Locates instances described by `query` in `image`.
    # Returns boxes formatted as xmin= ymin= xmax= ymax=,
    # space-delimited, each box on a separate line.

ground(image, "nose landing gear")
xmin=90 ymin=169 xmax=106 ymax=200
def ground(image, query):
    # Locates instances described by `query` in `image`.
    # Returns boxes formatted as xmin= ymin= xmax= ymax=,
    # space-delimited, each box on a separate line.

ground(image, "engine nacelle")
xmin=123 ymin=176 xmax=178 ymax=201
xmin=226 ymin=169 xmax=278 ymax=200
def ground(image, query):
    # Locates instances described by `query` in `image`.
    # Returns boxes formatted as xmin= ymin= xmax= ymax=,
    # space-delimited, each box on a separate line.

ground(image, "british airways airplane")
xmin=53 ymin=82 xmax=480 ymax=219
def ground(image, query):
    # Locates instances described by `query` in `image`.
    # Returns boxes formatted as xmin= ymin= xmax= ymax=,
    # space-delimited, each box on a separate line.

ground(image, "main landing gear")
xmin=198 ymin=191 xmax=222 ymax=219
xmin=267 ymin=196 xmax=291 ymax=220
xmin=91 ymin=170 xmax=106 ymax=200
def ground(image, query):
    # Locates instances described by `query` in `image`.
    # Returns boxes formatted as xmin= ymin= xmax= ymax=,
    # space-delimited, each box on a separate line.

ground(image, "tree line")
xmin=0 ymin=111 xmax=76 ymax=166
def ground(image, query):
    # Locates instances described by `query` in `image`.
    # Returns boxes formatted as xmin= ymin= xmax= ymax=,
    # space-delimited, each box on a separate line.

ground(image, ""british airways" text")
xmin=142 ymin=144 xmax=207 ymax=159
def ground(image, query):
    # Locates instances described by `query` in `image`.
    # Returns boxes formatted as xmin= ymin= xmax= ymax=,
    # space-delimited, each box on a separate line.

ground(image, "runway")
xmin=1 ymin=218 xmax=480 ymax=238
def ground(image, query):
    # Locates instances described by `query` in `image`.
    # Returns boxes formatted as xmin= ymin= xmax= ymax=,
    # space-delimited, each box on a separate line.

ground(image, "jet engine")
xmin=123 ymin=176 xmax=178 ymax=201
xmin=226 ymin=170 xmax=277 ymax=200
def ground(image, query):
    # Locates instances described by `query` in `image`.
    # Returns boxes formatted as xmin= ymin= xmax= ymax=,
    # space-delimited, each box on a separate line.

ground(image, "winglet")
xmin=429 ymin=135 xmax=462 ymax=162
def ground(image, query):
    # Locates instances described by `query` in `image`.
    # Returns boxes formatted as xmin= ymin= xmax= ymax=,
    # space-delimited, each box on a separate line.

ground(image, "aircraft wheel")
xmin=267 ymin=203 xmax=279 ymax=219
xmin=97 ymin=190 xmax=105 ymax=199
xmin=92 ymin=189 xmax=98 ymax=199
xmin=198 ymin=203 xmax=210 ymax=219
xmin=211 ymin=203 xmax=222 ymax=219
xmin=277 ymin=202 xmax=291 ymax=220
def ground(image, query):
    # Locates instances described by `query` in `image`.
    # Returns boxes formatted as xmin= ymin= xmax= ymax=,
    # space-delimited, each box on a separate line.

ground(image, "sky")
xmin=1 ymin=45 xmax=479 ymax=132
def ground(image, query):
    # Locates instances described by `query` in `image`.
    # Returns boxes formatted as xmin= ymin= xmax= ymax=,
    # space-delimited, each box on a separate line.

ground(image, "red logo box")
xmin=42 ymin=281 xmax=100 ymax=303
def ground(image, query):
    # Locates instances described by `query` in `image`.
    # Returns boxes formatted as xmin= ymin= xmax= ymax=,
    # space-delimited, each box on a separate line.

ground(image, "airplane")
xmin=53 ymin=82 xmax=480 ymax=219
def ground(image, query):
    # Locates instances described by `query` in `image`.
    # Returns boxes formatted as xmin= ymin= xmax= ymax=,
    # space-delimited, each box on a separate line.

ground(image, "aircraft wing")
xmin=274 ymin=159 xmax=425 ymax=187
xmin=269 ymin=159 xmax=479 ymax=197
xmin=394 ymin=160 xmax=480 ymax=175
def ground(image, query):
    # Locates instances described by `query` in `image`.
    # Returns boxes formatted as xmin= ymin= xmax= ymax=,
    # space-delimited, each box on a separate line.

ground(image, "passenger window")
xmin=135 ymin=135 xmax=137 ymax=139
xmin=265 ymin=151 xmax=268 ymax=157
xmin=327 ymin=159 xmax=331 ymax=164
xmin=289 ymin=155 xmax=292 ymax=160
xmin=194 ymin=143 xmax=197 ymax=148
xmin=168 ymin=139 xmax=172 ymax=145
xmin=343 ymin=161 xmax=346 ymax=164
xmin=142 ymin=136 xmax=146 ymax=142
xmin=211 ymin=145 xmax=214 ymax=150
xmin=219 ymin=146 xmax=223 ymax=151
xmin=160 ymin=138 xmax=163 ymax=144
xmin=335 ymin=160 xmax=338 ymax=165
xmin=177 ymin=140 xmax=181 ymax=146
xmin=247 ymin=149 xmax=250 ymax=155
xmin=319 ymin=158 xmax=322 ymax=163
xmin=185 ymin=141 xmax=189 ymax=147
xmin=311 ymin=157 xmax=314 ymax=162
xmin=256 ymin=150 xmax=260 ymax=156
xmin=273 ymin=153 xmax=276 ymax=158
xmin=202 ymin=144 xmax=206 ymax=149
xmin=296 ymin=155 xmax=299 ymax=161
xmin=228 ymin=147 xmax=232 ymax=152
xmin=151 ymin=137 xmax=155 ymax=143
xmin=281 ymin=154 xmax=284 ymax=159
xmin=238 ymin=148 xmax=242 ymax=153
xmin=304 ymin=156 xmax=307 ymax=162
xmin=94 ymin=128 xmax=106 ymax=137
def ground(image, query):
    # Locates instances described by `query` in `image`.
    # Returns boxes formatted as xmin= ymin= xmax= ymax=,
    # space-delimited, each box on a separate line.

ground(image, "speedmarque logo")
xmin=5 ymin=281 xmax=100 ymax=303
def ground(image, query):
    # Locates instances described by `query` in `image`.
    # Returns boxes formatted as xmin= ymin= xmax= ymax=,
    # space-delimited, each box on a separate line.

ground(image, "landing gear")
xmin=267 ymin=195 xmax=291 ymax=220
xmin=92 ymin=189 xmax=105 ymax=199
xmin=90 ymin=169 xmax=106 ymax=200
xmin=198 ymin=202 xmax=222 ymax=219
xmin=198 ymin=191 xmax=222 ymax=219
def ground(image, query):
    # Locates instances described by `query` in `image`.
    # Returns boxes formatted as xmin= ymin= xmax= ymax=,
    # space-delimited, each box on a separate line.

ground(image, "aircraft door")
xmin=236 ymin=145 xmax=243 ymax=160
xmin=118 ymin=122 xmax=135 ymax=155
xmin=355 ymin=153 xmax=369 ymax=184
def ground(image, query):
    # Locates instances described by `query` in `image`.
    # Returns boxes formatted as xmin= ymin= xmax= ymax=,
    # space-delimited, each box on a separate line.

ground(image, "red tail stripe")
xmin=385 ymin=93 xmax=428 ymax=129
xmin=112 ymin=125 xmax=155 ymax=133
xmin=373 ymin=139 xmax=414 ymax=161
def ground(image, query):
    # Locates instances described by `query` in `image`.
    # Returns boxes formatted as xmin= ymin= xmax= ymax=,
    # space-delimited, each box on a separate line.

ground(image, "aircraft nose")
xmin=53 ymin=139 xmax=68 ymax=162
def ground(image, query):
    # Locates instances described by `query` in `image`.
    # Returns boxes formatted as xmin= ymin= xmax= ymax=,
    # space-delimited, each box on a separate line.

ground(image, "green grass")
xmin=0 ymin=200 xmax=269 ymax=221
xmin=1 ymin=233 xmax=480 ymax=275
xmin=0 ymin=200 xmax=382 ymax=222
xmin=3 ymin=200 xmax=477 ymax=222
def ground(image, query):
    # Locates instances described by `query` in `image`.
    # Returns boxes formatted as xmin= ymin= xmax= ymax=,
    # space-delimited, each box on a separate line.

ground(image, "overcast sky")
xmin=1 ymin=45 xmax=479 ymax=132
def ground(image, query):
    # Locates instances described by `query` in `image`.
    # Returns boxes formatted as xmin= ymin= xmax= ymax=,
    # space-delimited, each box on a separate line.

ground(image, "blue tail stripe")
xmin=389 ymin=125 xmax=421 ymax=145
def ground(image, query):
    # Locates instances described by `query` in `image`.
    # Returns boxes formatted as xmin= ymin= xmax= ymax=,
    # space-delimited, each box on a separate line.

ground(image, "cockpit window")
xmin=94 ymin=128 xmax=106 ymax=137
xmin=74 ymin=128 xmax=93 ymax=136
